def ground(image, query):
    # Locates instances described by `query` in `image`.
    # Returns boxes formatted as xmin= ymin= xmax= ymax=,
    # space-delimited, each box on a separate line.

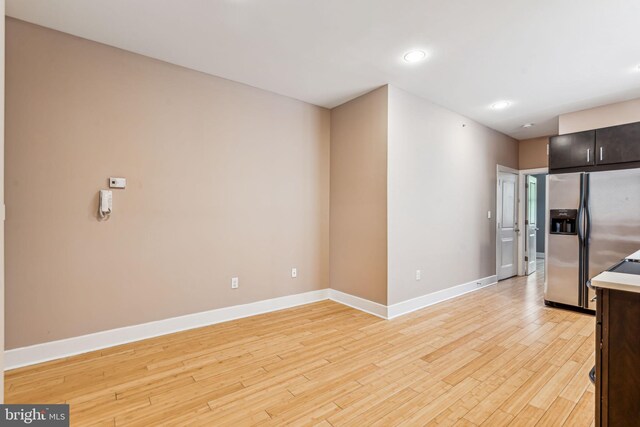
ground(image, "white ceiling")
xmin=7 ymin=0 xmax=640 ymax=139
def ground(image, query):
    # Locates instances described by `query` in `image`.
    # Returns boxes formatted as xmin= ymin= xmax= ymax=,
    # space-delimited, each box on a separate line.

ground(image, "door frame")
xmin=496 ymin=165 xmax=520 ymax=280
xmin=517 ymin=167 xmax=548 ymax=276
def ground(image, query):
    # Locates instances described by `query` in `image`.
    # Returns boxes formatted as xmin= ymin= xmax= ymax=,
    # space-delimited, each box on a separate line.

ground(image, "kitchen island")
xmin=590 ymin=254 xmax=640 ymax=427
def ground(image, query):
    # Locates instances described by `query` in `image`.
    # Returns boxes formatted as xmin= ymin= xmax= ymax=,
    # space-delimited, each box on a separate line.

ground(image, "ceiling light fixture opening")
xmin=522 ymin=123 xmax=535 ymax=128
xmin=491 ymin=100 xmax=512 ymax=110
xmin=403 ymin=50 xmax=427 ymax=63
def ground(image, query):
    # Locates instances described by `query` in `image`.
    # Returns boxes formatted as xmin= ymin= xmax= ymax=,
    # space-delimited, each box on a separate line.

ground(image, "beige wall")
xmin=329 ymin=86 xmax=388 ymax=305
xmin=5 ymin=18 xmax=525 ymax=352
xmin=0 ymin=0 xmax=5 ymax=401
xmin=5 ymin=19 xmax=330 ymax=349
xmin=559 ymin=98 xmax=640 ymax=135
xmin=387 ymin=87 xmax=518 ymax=305
xmin=519 ymin=136 xmax=549 ymax=170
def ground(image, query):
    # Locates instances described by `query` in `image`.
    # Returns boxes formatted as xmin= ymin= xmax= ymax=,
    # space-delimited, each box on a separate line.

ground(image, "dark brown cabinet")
xmin=596 ymin=122 xmax=640 ymax=166
xmin=549 ymin=130 xmax=595 ymax=170
xmin=595 ymin=287 xmax=640 ymax=426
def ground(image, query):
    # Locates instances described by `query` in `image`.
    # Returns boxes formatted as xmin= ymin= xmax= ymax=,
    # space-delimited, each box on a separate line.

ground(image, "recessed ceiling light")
xmin=403 ymin=50 xmax=427 ymax=63
xmin=522 ymin=123 xmax=535 ymax=128
xmin=490 ymin=100 xmax=512 ymax=110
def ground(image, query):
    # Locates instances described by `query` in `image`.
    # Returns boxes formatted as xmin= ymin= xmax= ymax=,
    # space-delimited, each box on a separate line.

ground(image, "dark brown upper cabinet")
xmin=596 ymin=122 xmax=640 ymax=166
xmin=549 ymin=130 xmax=596 ymax=170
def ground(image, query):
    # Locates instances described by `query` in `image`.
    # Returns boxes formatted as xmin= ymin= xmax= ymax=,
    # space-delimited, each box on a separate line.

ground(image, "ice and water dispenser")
xmin=549 ymin=209 xmax=577 ymax=235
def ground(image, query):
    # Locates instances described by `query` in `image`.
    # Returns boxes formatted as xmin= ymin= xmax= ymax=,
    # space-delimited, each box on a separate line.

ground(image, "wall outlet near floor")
xmin=291 ymin=268 xmax=297 ymax=278
xmin=416 ymin=270 xmax=421 ymax=281
xmin=476 ymin=281 xmax=483 ymax=287
xmin=231 ymin=277 xmax=239 ymax=289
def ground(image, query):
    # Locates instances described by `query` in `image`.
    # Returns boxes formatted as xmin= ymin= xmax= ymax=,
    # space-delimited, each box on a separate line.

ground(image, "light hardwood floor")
xmin=6 ymin=260 xmax=595 ymax=426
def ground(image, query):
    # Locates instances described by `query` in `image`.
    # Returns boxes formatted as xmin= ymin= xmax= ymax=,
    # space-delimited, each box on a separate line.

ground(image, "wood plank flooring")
xmin=5 ymin=261 xmax=596 ymax=426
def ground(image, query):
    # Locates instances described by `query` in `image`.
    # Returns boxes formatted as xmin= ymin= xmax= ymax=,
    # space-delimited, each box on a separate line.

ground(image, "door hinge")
xmin=525 ymin=256 xmax=529 ymax=261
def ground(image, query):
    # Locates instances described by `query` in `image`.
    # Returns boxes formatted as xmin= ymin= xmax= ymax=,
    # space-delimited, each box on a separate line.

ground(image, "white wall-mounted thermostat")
xmin=109 ymin=177 xmax=126 ymax=189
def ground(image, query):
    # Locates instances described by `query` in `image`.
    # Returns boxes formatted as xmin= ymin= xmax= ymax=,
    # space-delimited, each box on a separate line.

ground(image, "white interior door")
xmin=497 ymin=172 xmax=518 ymax=280
xmin=526 ymin=175 xmax=538 ymax=275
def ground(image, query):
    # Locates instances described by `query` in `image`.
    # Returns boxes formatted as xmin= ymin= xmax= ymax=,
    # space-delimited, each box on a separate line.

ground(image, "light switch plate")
xmin=109 ymin=177 xmax=126 ymax=189
xmin=231 ymin=277 xmax=239 ymax=289
xmin=291 ymin=268 xmax=297 ymax=278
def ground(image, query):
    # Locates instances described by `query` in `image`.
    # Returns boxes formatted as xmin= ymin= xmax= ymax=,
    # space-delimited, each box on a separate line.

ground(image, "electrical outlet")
xmin=416 ymin=270 xmax=421 ymax=281
xmin=291 ymin=268 xmax=297 ymax=278
xmin=487 ymin=211 xmax=492 ymax=219
xmin=231 ymin=277 xmax=239 ymax=289
xmin=476 ymin=281 xmax=482 ymax=287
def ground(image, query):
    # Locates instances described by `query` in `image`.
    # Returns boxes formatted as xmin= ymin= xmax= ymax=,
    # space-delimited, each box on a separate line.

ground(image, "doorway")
xmin=522 ymin=172 xmax=547 ymax=277
xmin=497 ymin=168 xmax=519 ymax=280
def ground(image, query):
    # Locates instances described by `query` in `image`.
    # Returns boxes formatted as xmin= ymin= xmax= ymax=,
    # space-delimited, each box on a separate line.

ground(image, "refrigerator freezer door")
xmin=545 ymin=173 xmax=582 ymax=307
xmin=587 ymin=169 xmax=640 ymax=309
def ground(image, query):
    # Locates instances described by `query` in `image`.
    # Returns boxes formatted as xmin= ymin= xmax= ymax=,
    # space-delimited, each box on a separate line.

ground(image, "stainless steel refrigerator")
xmin=545 ymin=168 xmax=640 ymax=310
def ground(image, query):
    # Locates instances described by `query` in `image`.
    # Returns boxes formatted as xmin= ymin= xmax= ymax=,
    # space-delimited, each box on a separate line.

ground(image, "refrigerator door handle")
xmin=578 ymin=175 xmax=585 ymax=245
xmin=578 ymin=174 xmax=584 ymax=307
xmin=585 ymin=178 xmax=592 ymax=244
xmin=583 ymin=174 xmax=592 ymax=308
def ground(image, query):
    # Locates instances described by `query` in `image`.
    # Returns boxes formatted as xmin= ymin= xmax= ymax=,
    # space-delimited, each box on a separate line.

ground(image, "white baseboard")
xmin=5 ymin=274 xmax=498 ymax=370
xmin=5 ymin=288 xmax=330 ymax=371
xmin=328 ymin=275 xmax=497 ymax=320
xmin=387 ymin=275 xmax=498 ymax=319
xmin=328 ymin=289 xmax=388 ymax=319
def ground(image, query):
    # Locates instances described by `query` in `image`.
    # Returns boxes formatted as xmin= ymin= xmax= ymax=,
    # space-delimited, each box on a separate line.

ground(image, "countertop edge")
xmin=592 ymin=271 xmax=640 ymax=293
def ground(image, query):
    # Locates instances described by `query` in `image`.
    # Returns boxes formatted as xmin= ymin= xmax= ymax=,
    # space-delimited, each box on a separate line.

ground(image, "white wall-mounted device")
xmin=109 ymin=177 xmax=126 ymax=189
xmin=98 ymin=189 xmax=112 ymax=220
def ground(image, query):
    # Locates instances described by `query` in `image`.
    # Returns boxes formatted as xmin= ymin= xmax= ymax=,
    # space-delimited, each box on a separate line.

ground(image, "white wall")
xmin=387 ymin=87 xmax=518 ymax=305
